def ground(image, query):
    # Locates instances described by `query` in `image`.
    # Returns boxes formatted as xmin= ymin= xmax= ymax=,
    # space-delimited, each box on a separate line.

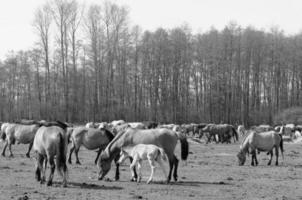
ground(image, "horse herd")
xmin=0 ymin=119 xmax=294 ymax=188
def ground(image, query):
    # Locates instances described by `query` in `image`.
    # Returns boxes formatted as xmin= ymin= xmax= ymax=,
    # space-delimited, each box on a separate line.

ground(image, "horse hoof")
xmin=47 ymin=181 xmax=52 ymax=186
xmin=76 ymin=161 xmax=81 ymax=165
xmin=1 ymin=154 xmax=5 ymax=157
xmin=26 ymin=154 xmax=30 ymax=158
xmin=130 ymin=178 xmax=136 ymax=182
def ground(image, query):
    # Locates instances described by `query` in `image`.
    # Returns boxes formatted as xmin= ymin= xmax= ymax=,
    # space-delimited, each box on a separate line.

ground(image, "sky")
xmin=0 ymin=0 xmax=302 ymax=59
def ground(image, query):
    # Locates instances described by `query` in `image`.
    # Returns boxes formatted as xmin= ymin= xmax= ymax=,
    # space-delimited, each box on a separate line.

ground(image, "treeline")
xmin=0 ymin=0 xmax=302 ymax=126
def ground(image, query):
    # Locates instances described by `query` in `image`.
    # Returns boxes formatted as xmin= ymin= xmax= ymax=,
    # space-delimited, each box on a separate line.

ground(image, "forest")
xmin=0 ymin=0 xmax=302 ymax=126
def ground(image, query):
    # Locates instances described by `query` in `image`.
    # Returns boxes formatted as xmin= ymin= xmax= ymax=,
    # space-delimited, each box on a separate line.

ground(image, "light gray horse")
xmin=237 ymin=129 xmax=284 ymax=166
xmin=97 ymin=128 xmax=189 ymax=183
xmin=2 ymin=123 xmax=40 ymax=157
xmin=33 ymin=121 xmax=68 ymax=187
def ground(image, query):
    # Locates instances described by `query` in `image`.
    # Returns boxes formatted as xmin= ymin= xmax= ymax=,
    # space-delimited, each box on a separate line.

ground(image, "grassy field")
xmin=0 ymin=137 xmax=302 ymax=200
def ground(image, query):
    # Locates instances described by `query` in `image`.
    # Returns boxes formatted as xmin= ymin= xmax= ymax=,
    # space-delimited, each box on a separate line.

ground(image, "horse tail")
xmin=56 ymin=133 xmax=68 ymax=178
xmin=0 ymin=130 xmax=6 ymax=141
xmin=176 ymin=132 xmax=189 ymax=160
xmin=158 ymin=147 xmax=167 ymax=162
xmin=279 ymin=134 xmax=284 ymax=160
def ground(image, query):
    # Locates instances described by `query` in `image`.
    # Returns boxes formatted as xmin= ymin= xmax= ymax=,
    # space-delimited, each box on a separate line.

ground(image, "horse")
xmin=33 ymin=121 xmax=68 ymax=187
xmin=97 ymin=128 xmax=189 ymax=183
xmin=118 ymin=144 xmax=167 ymax=184
xmin=142 ymin=121 xmax=158 ymax=129
xmin=202 ymin=124 xmax=238 ymax=144
xmin=128 ymin=122 xmax=146 ymax=129
xmin=237 ymin=129 xmax=284 ymax=166
xmin=1 ymin=123 xmax=40 ymax=157
xmin=68 ymin=127 xmax=115 ymax=165
xmin=110 ymin=120 xmax=125 ymax=127
xmin=85 ymin=122 xmax=98 ymax=129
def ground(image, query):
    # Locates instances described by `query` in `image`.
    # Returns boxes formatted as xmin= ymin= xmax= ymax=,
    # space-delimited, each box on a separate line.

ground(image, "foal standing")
xmin=118 ymin=144 xmax=167 ymax=184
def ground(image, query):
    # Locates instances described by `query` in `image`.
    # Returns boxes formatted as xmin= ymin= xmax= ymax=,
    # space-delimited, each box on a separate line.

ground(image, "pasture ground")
xmin=1 ymin=138 xmax=302 ymax=200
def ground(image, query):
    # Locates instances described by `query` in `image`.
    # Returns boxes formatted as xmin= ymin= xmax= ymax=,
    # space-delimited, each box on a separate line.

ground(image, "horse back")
xmin=127 ymin=128 xmax=178 ymax=153
xmin=33 ymin=126 xmax=67 ymax=155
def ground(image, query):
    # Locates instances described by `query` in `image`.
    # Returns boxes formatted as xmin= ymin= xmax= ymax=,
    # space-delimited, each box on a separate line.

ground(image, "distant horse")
xmin=251 ymin=125 xmax=273 ymax=133
xmin=68 ymin=127 xmax=115 ymax=165
xmin=202 ymin=124 xmax=238 ymax=143
xmin=85 ymin=122 xmax=98 ymax=129
xmin=237 ymin=125 xmax=246 ymax=137
xmin=1 ymin=123 xmax=40 ymax=157
xmin=97 ymin=128 xmax=189 ymax=183
xmin=237 ymin=129 xmax=284 ymax=166
xmin=128 ymin=122 xmax=146 ymax=129
xmin=118 ymin=144 xmax=167 ymax=184
xmin=33 ymin=121 xmax=68 ymax=187
xmin=142 ymin=121 xmax=158 ymax=129
xmin=110 ymin=120 xmax=125 ymax=127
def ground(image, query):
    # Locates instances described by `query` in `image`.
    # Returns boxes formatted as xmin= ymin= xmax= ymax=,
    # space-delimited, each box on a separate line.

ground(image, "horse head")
xmin=237 ymin=150 xmax=246 ymax=166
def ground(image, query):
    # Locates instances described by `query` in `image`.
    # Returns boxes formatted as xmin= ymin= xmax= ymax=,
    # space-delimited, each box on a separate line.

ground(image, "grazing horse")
xmin=118 ymin=144 xmax=167 ymax=184
xmin=237 ymin=129 xmax=284 ymax=166
xmin=33 ymin=121 xmax=68 ymax=187
xmin=97 ymin=128 xmax=189 ymax=183
xmin=68 ymin=127 xmax=115 ymax=165
xmin=2 ymin=123 xmax=40 ymax=157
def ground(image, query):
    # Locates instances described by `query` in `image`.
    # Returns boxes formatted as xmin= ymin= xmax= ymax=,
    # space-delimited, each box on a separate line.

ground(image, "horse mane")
xmin=102 ymin=128 xmax=115 ymax=141
xmin=103 ymin=128 xmax=130 ymax=159
xmin=240 ymin=130 xmax=253 ymax=150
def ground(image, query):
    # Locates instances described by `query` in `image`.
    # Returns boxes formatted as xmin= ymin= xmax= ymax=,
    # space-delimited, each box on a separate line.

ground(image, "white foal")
xmin=118 ymin=144 xmax=167 ymax=184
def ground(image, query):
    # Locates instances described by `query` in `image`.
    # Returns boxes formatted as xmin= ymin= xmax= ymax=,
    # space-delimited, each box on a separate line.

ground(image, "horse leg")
xmin=147 ymin=159 xmax=155 ymax=184
xmin=68 ymin=143 xmax=75 ymax=164
xmin=267 ymin=150 xmax=273 ymax=165
xmin=114 ymin=155 xmax=120 ymax=181
xmin=167 ymin=155 xmax=174 ymax=183
xmin=8 ymin=142 xmax=13 ymax=157
xmin=129 ymin=157 xmax=137 ymax=181
xmin=35 ymin=153 xmax=43 ymax=183
xmin=275 ymin=147 xmax=279 ymax=166
xmin=74 ymin=146 xmax=81 ymax=165
xmin=47 ymin=156 xmax=55 ymax=186
xmin=254 ymin=152 xmax=258 ymax=166
xmin=173 ymin=155 xmax=179 ymax=181
xmin=26 ymin=142 xmax=33 ymax=158
xmin=137 ymin=160 xmax=143 ymax=183
xmin=251 ymin=150 xmax=255 ymax=166
xmin=1 ymin=141 xmax=7 ymax=157
xmin=94 ymin=147 xmax=102 ymax=165
xmin=129 ymin=157 xmax=138 ymax=181
xmin=42 ymin=156 xmax=48 ymax=183
xmin=157 ymin=157 xmax=167 ymax=182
